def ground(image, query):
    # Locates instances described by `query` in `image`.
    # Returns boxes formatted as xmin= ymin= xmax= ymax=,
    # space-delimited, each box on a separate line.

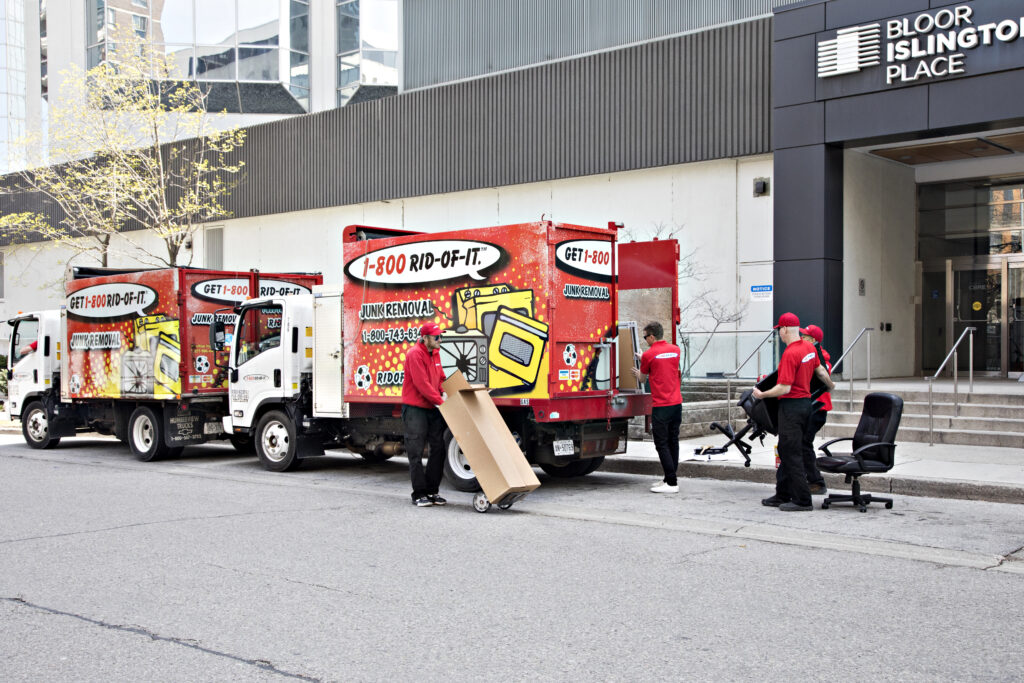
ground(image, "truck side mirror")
xmin=210 ymin=320 xmax=226 ymax=351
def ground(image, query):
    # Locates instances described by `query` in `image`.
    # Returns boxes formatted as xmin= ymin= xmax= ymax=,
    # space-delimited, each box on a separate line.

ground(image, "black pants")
xmin=652 ymin=404 xmax=682 ymax=486
xmin=402 ymin=405 xmax=447 ymax=500
xmin=775 ymin=397 xmax=814 ymax=506
xmin=802 ymin=407 xmax=828 ymax=485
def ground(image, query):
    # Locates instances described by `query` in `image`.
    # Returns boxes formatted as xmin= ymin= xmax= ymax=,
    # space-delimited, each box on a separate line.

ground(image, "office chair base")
xmin=821 ymin=479 xmax=893 ymax=512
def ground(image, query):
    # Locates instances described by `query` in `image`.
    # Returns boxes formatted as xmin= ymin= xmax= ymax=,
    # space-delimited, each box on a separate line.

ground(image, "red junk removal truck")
xmin=211 ymin=220 xmax=678 ymax=489
xmin=5 ymin=268 xmax=323 ymax=459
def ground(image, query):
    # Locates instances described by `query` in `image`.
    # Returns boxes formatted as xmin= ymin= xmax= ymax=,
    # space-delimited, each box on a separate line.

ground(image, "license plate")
xmin=553 ymin=439 xmax=574 ymax=456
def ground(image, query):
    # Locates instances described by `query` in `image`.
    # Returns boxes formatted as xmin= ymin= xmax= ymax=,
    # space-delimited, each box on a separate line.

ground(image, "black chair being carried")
xmin=816 ymin=392 xmax=903 ymax=512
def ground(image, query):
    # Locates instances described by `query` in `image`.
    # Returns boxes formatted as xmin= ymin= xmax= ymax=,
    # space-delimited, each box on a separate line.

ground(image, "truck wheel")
xmin=255 ymin=410 xmax=300 ymax=472
xmin=128 ymin=406 xmax=169 ymax=462
xmin=539 ymin=456 xmax=605 ymax=478
xmin=22 ymin=401 xmax=60 ymax=449
xmin=443 ymin=429 xmax=480 ymax=492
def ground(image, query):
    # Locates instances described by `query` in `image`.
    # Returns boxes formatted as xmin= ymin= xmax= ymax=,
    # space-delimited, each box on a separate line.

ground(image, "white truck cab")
xmin=214 ymin=288 xmax=348 ymax=471
xmin=5 ymin=309 xmax=63 ymax=446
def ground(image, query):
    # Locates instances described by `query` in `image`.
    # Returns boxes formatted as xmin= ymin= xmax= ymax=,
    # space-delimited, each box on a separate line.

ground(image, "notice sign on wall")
xmin=750 ymin=285 xmax=773 ymax=302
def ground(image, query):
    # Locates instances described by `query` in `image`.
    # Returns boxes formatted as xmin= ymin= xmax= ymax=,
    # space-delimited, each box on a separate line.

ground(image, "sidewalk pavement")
xmin=605 ymin=432 xmax=1024 ymax=505
xmin=2 ymin=418 xmax=1021 ymax=505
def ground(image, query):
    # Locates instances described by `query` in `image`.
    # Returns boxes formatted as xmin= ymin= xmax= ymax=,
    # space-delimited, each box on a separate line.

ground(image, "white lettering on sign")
xmin=69 ymin=331 xmax=123 ymax=350
xmin=344 ymin=240 xmax=505 ymax=285
xmin=554 ymin=239 xmax=613 ymax=282
xmin=358 ymin=299 xmax=436 ymax=321
xmin=818 ymin=5 xmax=1024 ymax=85
xmin=67 ymin=283 xmax=158 ymax=320
xmin=190 ymin=278 xmax=312 ymax=304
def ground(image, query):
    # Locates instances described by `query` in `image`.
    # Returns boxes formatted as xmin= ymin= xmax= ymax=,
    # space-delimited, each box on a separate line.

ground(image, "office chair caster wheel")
xmin=473 ymin=492 xmax=491 ymax=513
xmin=858 ymin=506 xmax=867 ymax=513
xmin=885 ymin=501 xmax=893 ymax=509
xmin=821 ymin=501 xmax=830 ymax=509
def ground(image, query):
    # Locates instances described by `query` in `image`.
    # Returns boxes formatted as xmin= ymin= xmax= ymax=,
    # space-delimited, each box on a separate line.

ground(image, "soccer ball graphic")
xmin=354 ymin=364 xmax=373 ymax=390
xmin=563 ymin=344 xmax=577 ymax=367
xmin=69 ymin=374 xmax=82 ymax=394
xmin=194 ymin=355 xmax=211 ymax=373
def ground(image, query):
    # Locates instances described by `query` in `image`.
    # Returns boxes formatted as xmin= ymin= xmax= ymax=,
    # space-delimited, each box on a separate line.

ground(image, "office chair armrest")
xmin=817 ymin=436 xmax=853 ymax=458
xmin=849 ymin=441 xmax=896 ymax=469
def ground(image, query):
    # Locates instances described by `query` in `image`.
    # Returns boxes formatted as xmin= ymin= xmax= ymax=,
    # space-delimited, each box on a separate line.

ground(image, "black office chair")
xmin=816 ymin=392 xmax=903 ymax=512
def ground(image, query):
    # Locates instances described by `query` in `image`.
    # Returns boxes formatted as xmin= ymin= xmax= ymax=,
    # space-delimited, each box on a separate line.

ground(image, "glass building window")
xmin=132 ymin=14 xmax=148 ymax=38
xmin=237 ymin=46 xmax=277 ymax=81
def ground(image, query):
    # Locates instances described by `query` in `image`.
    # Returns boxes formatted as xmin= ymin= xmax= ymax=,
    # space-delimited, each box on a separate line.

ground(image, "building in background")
xmin=4 ymin=0 xmax=1024 ymax=380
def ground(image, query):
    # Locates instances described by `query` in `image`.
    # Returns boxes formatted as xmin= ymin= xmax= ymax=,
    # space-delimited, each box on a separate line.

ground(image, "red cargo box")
xmin=64 ymin=268 xmax=322 ymax=400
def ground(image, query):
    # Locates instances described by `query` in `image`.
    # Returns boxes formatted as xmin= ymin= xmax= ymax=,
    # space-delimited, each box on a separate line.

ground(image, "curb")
xmin=600 ymin=457 xmax=1024 ymax=506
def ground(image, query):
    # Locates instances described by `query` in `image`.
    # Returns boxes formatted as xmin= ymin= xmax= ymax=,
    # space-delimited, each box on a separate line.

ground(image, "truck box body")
xmin=342 ymin=221 xmax=643 ymax=423
xmin=63 ymin=268 xmax=322 ymax=401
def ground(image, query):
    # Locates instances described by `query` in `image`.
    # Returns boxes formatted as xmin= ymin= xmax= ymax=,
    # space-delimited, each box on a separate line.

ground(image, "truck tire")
xmin=539 ymin=456 xmax=605 ymax=478
xmin=22 ymin=401 xmax=60 ymax=449
xmin=128 ymin=406 xmax=170 ymax=462
xmin=255 ymin=410 xmax=300 ymax=472
xmin=442 ymin=429 xmax=480 ymax=492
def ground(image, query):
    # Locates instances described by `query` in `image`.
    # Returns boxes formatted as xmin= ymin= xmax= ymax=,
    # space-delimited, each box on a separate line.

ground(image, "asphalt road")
xmin=2 ymin=434 xmax=1023 ymax=681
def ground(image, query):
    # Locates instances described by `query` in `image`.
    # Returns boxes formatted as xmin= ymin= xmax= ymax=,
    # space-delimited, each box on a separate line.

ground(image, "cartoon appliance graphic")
xmin=121 ymin=315 xmax=181 ymax=397
xmin=452 ymin=284 xmax=533 ymax=333
xmin=487 ymin=306 xmax=549 ymax=394
xmin=438 ymin=331 xmax=489 ymax=384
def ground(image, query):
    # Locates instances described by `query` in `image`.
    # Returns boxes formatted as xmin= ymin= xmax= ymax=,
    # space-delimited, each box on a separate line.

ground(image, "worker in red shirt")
xmin=801 ymin=324 xmax=831 ymax=495
xmin=402 ymin=322 xmax=448 ymax=507
xmin=631 ymin=321 xmax=683 ymax=493
xmin=753 ymin=313 xmax=834 ymax=511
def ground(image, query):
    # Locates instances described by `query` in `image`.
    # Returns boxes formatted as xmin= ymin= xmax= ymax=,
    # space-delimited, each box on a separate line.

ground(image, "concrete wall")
xmin=1 ymin=156 xmax=774 ymax=361
xmin=842 ymin=150 xmax=917 ymax=379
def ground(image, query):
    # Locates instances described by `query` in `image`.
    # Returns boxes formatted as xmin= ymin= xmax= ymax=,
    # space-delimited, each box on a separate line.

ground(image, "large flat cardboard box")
xmin=440 ymin=371 xmax=541 ymax=503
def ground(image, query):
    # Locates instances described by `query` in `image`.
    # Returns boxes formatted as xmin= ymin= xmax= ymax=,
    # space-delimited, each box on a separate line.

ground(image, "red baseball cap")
xmin=802 ymin=324 xmax=823 ymax=343
xmin=420 ymin=322 xmax=442 ymax=336
xmin=774 ymin=312 xmax=800 ymax=329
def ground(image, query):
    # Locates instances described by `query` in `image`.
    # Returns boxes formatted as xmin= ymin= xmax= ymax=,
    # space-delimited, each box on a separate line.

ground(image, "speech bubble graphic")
xmin=554 ymin=239 xmax=613 ymax=282
xmin=344 ymin=240 xmax=507 ymax=286
xmin=66 ymin=283 xmax=158 ymax=321
xmin=191 ymin=278 xmax=312 ymax=304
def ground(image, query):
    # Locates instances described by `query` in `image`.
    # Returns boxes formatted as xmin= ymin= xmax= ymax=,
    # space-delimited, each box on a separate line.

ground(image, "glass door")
xmin=1011 ymin=261 xmax=1024 ymax=377
xmin=951 ymin=262 xmax=1002 ymax=374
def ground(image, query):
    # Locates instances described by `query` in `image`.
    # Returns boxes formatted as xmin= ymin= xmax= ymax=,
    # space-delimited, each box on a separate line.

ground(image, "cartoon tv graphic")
xmin=120 ymin=315 xmax=181 ymax=398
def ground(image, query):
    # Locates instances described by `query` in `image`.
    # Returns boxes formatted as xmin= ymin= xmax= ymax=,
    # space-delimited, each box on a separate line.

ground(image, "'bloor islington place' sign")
xmin=818 ymin=3 xmax=1024 ymax=85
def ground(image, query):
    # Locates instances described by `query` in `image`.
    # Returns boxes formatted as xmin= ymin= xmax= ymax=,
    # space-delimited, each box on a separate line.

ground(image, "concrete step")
xmin=829 ymin=389 xmax=1024 ymax=406
xmin=899 ymin=401 xmax=1024 ymax=419
xmin=827 ymin=411 xmax=1024 ymax=433
xmin=820 ymin=423 xmax=1024 ymax=448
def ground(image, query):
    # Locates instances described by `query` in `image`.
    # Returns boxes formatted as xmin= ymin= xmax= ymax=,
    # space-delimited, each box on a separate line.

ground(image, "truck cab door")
xmin=6 ymin=314 xmax=49 ymax=418
xmin=228 ymin=302 xmax=287 ymax=429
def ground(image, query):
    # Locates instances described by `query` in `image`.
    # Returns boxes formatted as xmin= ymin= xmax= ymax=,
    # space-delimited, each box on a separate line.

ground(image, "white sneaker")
xmin=650 ymin=482 xmax=679 ymax=493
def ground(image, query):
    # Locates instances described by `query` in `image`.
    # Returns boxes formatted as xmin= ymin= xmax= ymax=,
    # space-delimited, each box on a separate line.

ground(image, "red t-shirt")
xmin=640 ymin=340 xmax=682 ymax=407
xmin=818 ymin=347 xmax=833 ymax=411
xmin=777 ymin=338 xmax=819 ymax=400
xmin=401 ymin=341 xmax=445 ymax=409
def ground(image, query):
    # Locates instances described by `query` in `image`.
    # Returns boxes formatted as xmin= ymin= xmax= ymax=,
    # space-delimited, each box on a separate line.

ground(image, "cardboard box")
xmin=440 ymin=370 xmax=541 ymax=503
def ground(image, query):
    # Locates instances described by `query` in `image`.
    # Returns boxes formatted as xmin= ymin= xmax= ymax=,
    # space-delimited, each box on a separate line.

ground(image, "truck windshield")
xmin=235 ymin=305 xmax=283 ymax=365
xmin=11 ymin=318 xmax=40 ymax=364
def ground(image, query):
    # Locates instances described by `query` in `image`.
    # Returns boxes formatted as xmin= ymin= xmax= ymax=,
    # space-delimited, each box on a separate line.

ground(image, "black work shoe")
xmin=808 ymin=483 xmax=828 ymax=495
xmin=779 ymin=502 xmax=813 ymax=512
xmin=428 ymin=494 xmax=447 ymax=506
xmin=761 ymin=496 xmax=788 ymax=507
xmin=413 ymin=496 xmax=432 ymax=507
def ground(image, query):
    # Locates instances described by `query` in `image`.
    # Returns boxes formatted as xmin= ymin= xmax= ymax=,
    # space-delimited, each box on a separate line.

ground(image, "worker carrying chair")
xmin=816 ymin=392 xmax=903 ymax=512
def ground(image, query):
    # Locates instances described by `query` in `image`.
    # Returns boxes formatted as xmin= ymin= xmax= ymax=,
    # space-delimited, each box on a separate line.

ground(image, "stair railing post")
xmin=848 ymin=354 xmax=854 ymax=412
xmin=725 ymin=376 xmax=732 ymax=430
xmin=969 ymin=327 xmax=974 ymax=395
xmin=866 ymin=330 xmax=871 ymax=390
xmin=953 ymin=349 xmax=959 ymax=417
xmin=928 ymin=378 xmax=934 ymax=446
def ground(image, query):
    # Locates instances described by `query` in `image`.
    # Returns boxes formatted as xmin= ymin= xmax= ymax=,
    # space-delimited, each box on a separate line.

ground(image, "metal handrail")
xmin=831 ymin=327 xmax=873 ymax=411
xmin=721 ymin=330 xmax=777 ymax=428
xmin=925 ymin=326 xmax=976 ymax=446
